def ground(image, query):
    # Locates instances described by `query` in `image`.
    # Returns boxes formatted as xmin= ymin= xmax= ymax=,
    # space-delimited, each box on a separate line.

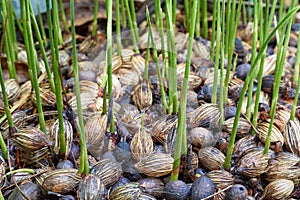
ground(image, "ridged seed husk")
xmin=90 ymin=158 xmax=122 ymax=187
xmin=131 ymin=128 xmax=154 ymax=161
xmin=206 ymin=170 xmax=235 ymax=189
xmin=135 ymin=153 xmax=174 ymax=177
xmin=257 ymin=122 xmax=284 ymax=145
xmin=233 ymin=135 xmax=257 ymax=159
xmin=0 ymin=79 xmax=20 ymax=103
xmin=277 ymin=109 xmax=290 ymax=126
xmin=50 ymin=119 xmax=73 ymax=157
xmin=132 ymin=55 xmax=145 ymax=76
xmin=190 ymin=127 xmax=215 ymax=149
xmin=68 ymin=92 xmax=95 ymax=113
xmin=112 ymin=55 xmax=123 ymax=73
xmin=0 ymin=100 xmax=4 ymax=116
xmin=1 ymin=111 xmax=27 ymax=139
xmin=109 ymin=182 xmax=142 ymax=200
xmin=263 ymin=159 xmax=300 ymax=182
xmin=260 ymin=179 xmax=294 ymax=200
xmin=228 ymin=76 xmax=244 ymax=101
xmin=78 ymin=174 xmax=106 ymax=200
xmin=31 ymin=88 xmax=56 ymax=107
xmin=284 ymin=119 xmax=300 ymax=157
xmin=85 ymin=113 xmax=107 ymax=159
xmin=191 ymin=103 xmax=221 ymax=128
xmin=79 ymin=80 xmax=100 ymax=98
xmin=139 ymin=194 xmax=157 ymax=200
xmin=118 ymin=104 xmax=140 ymax=123
xmin=263 ymin=54 xmax=294 ymax=76
xmin=11 ymin=127 xmax=52 ymax=151
xmin=198 ymin=147 xmax=225 ymax=171
xmin=152 ymin=114 xmax=178 ymax=145
xmin=132 ymin=80 xmax=153 ymax=111
xmin=118 ymin=68 xmax=141 ymax=86
xmin=236 ymin=148 xmax=270 ymax=178
xmin=274 ymin=152 xmax=300 ymax=166
xmin=223 ymin=117 xmax=251 ymax=139
xmin=121 ymin=49 xmax=135 ymax=62
xmin=40 ymin=169 xmax=80 ymax=194
xmin=20 ymin=147 xmax=50 ymax=167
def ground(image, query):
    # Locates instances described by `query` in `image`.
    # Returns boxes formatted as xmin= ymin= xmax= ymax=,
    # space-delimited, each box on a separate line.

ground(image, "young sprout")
xmin=70 ymin=0 xmax=89 ymax=174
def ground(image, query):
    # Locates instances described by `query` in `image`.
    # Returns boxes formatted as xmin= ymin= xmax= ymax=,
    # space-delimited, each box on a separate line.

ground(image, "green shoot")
xmin=70 ymin=0 xmax=89 ymax=174
xmin=252 ymin=0 xmax=278 ymax=134
xmin=46 ymin=0 xmax=66 ymax=155
xmin=223 ymin=5 xmax=300 ymax=169
xmin=124 ymin=0 xmax=139 ymax=53
xmin=201 ymin=0 xmax=208 ymax=38
xmin=146 ymin=6 xmax=168 ymax=113
xmin=170 ymin=0 xmax=198 ymax=181
xmin=165 ymin=0 xmax=178 ymax=114
xmin=92 ymin=0 xmax=99 ymax=36
xmin=21 ymin=0 xmax=46 ymax=133
xmin=264 ymin=0 xmax=296 ymax=154
xmin=106 ymin=0 xmax=114 ymax=133
xmin=29 ymin=4 xmax=55 ymax=93
xmin=116 ymin=0 xmax=122 ymax=56
xmin=1 ymin=0 xmax=17 ymax=79
xmin=59 ymin=0 xmax=69 ymax=32
xmin=37 ymin=4 xmax=48 ymax=46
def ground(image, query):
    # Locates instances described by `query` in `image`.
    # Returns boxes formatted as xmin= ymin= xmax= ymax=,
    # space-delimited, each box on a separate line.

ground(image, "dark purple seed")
xmin=225 ymin=184 xmax=248 ymax=200
xmin=191 ymin=176 xmax=215 ymax=200
xmin=8 ymin=181 xmax=41 ymax=200
xmin=163 ymin=180 xmax=190 ymax=200
xmin=235 ymin=63 xmax=251 ymax=80
xmin=224 ymin=106 xmax=237 ymax=120
xmin=194 ymin=168 xmax=206 ymax=176
xmin=235 ymin=38 xmax=244 ymax=53
xmin=56 ymin=160 xmax=74 ymax=169
xmin=138 ymin=178 xmax=164 ymax=198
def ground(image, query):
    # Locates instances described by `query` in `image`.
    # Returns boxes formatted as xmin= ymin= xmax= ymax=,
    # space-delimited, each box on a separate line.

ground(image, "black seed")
xmin=191 ymin=176 xmax=215 ymax=200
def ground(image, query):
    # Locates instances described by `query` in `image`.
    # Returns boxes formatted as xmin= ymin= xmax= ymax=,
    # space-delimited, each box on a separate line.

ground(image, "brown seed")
xmin=284 ymin=119 xmax=300 ymax=157
xmin=11 ymin=127 xmax=53 ymax=151
xmin=257 ymin=122 xmax=284 ymax=145
xmin=236 ymin=148 xmax=270 ymax=178
xmin=109 ymin=182 xmax=141 ymax=200
xmin=206 ymin=170 xmax=235 ymax=189
xmin=40 ymin=169 xmax=80 ymax=194
xmin=223 ymin=117 xmax=251 ymax=139
xmin=135 ymin=153 xmax=174 ymax=177
xmin=198 ymin=147 xmax=225 ymax=171
xmin=50 ymin=119 xmax=73 ymax=157
xmin=132 ymin=80 xmax=153 ymax=111
xmin=85 ymin=113 xmax=107 ymax=159
xmin=264 ymin=159 xmax=300 ymax=182
xmin=131 ymin=128 xmax=154 ymax=161
xmin=78 ymin=174 xmax=106 ymax=200
xmin=190 ymin=103 xmax=221 ymax=128
xmin=91 ymin=158 xmax=122 ymax=187
xmin=152 ymin=114 xmax=178 ymax=145
xmin=1 ymin=79 xmax=20 ymax=103
xmin=190 ymin=127 xmax=215 ymax=149
xmin=261 ymin=179 xmax=294 ymax=200
xmin=233 ymin=135 xmax=257 ymax=159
